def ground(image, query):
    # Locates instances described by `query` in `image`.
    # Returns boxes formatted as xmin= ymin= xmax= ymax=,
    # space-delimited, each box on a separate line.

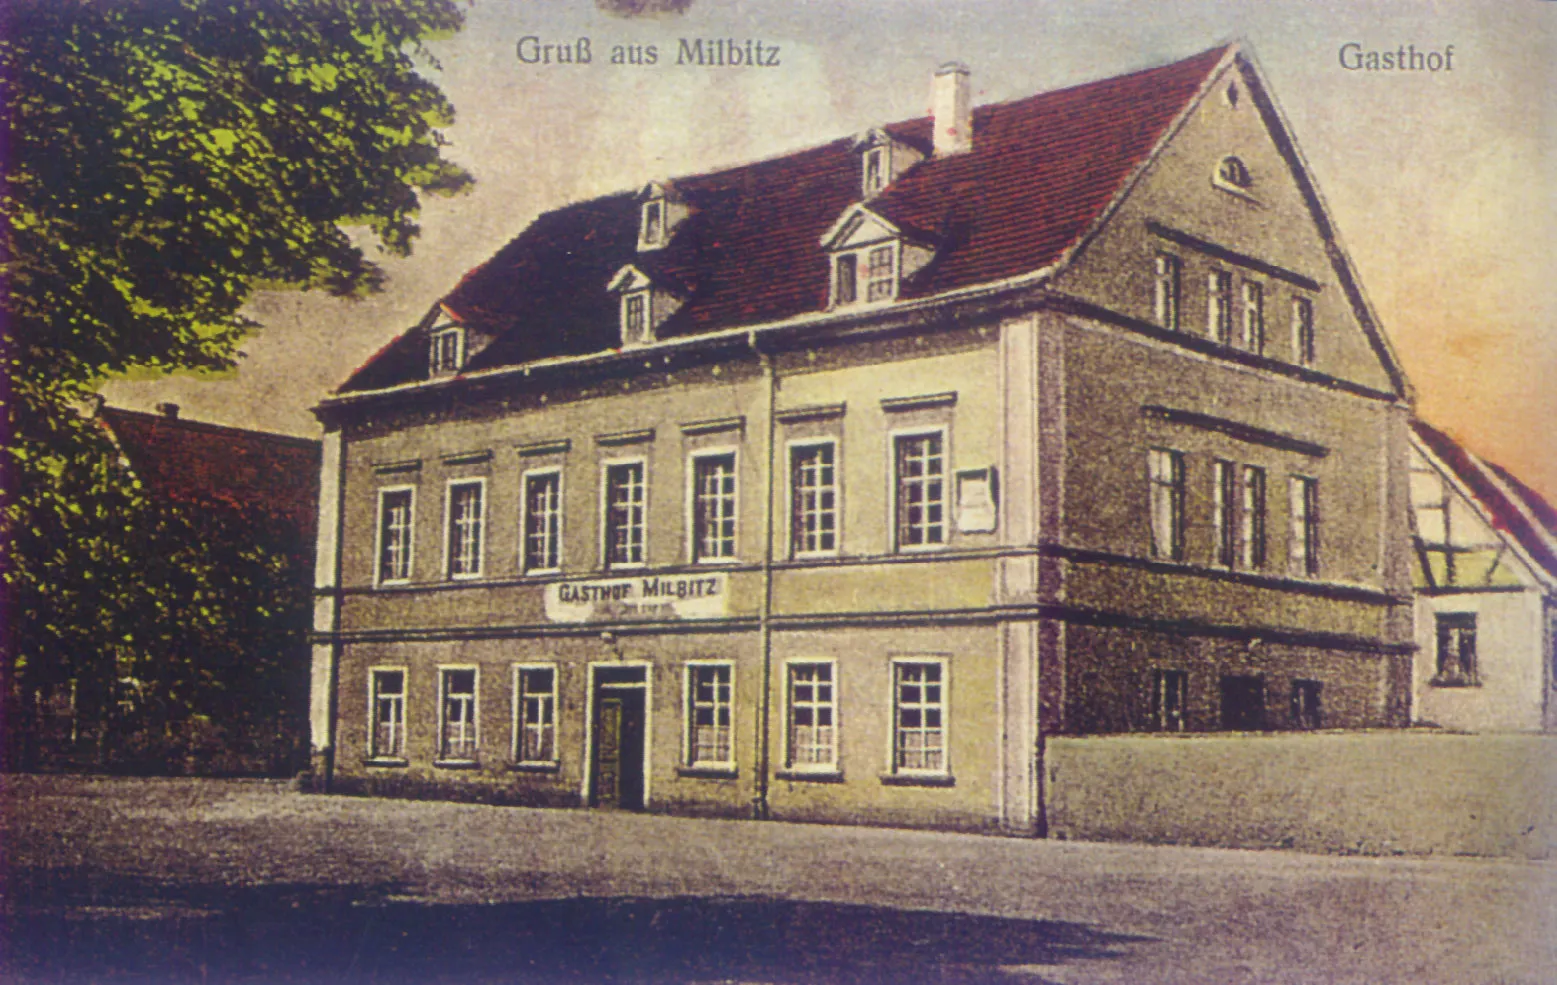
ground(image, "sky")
xmin=101 ymin=0 xmax=1557 ymax=502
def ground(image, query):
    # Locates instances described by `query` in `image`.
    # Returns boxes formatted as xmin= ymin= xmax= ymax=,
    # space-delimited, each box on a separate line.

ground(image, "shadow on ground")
xmin=3 ymin=869 xmax=1148 ymax=984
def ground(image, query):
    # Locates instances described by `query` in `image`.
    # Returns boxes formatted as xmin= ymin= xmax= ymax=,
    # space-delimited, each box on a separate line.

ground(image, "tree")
xmin=1 ymin=0 xmax=470 ymax=770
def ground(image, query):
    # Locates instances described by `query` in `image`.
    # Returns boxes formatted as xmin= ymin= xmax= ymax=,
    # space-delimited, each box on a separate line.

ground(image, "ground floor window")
xmin=786 ymin=662 xmax=836 ymax=769
xmin=1434 ymin=612 xmax=1478 ymax=685
xmin=1290 ymin=679 xmax=1322 ymax=729
xmin=686 ymin=663 xmax=733 ymax=767
xmin=514 ymin=666 xmax=557 ymax=764
xmin=892 ymin=661 xmax=946 ymax=773
xmin=1220 ymin=674 xmax=1266 ymax=731
xmin=1149 ymin=669 xmax=1188 ymax=732
xmin=369 ymin=669 xmax=405 ymax=758
xmin=439 ymin=667 xmax=478 ymax=761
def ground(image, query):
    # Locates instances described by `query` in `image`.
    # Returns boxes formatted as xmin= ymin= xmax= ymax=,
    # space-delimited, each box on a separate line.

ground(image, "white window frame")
xmin=429 ymin=326 xmax=465 ymax=375
xmin=830 ymin=240 xmax=899 ymax=308
xmin=783 ymin=658 xmax=839 ymax=773
xmin=1153 ymin=253 xmax=1181 ymax=331
xmin=888 ymin=657 xmax=949 ymax=777
xmin=600 ymin=457 xmax=648 ymax=570
xmin=889 ymin=427 xmax=948 ymax=553
xmin=520 ymin=467 xmax=563 ymax=575
xmin=436 ymin=664 xmax=480 ymax=764
xmin=683 ymin=660 xmax=735 ymax=769
xmin=1292 ymin=296 xmax=1316 ymax=367
xmin=1241 ymin=465 xmax=1267 ymax=570
xmin=1207 ymin=269 xmax=1233 ymax=343
xmin=1241 ymin=280 xmax=1264 ymax=354
xmin=787 ymin=438 xmax=841 ymax=559
xmin=621 ymin=289 xmax=651 ymax=346
xmin=1213 ymin=459 xmax=1237 ymax=569
xmin=1289 ymin=474 xmax=1320 ymax=577
xmin=511 ymin=662 xmax=560 ymax=766
xmin=862 ymin=146 xmax=886 ymax=196
xmin=443 ymin=477 xmax=486 ymax=581
xmin=1148 ymin=448 xmax=1186 ymax=561
xmin=864 ymin=242 xmax=899 ymax=302
xmin=367 ymin=665 xmax=408 ymax=761
xmin=374 ymin=485 xmax=416 ymax=586
xmin=687 ymin=448 xmax=739 ymax=564
xmin=641 ymin=199 xmax=664 ymax=247
xmin=1150 ymin=668 xmax=1188 ymax=732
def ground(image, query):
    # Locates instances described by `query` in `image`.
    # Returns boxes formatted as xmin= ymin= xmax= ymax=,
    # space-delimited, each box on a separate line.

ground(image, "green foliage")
xmin=1 ymin=0 xmax=469 ymax=771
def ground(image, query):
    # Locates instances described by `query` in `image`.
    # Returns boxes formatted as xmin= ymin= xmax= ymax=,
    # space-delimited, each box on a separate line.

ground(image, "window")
xmin=1290 ymin=680 xmax=1323 ymax=729
xmin=446 ymin=480 xmax=485 ymax=579
xmin=429 ymin=327 xmax=463 ymax=374
xmin=1241 ymin=281 xmax=1264 ymax=353
xmin=369 ymin=669 xmax=406 ymax=759
xmin=514 ymin=666 xmax=557 ymax=764
xmin=1213 ymin=460 xmax=1237 ymax=568
xmin=522 ymin=471 xmax=562 ymax=573
xmin=833 ymin=254 xmax=858 ymax=305
xmin=1216 ymin=155 xmax=1251 ymax=189
xmin=1150 ymin=669 xmax=1188 ymax=732
xmin=1434 ymin=613 xmax=1478 ymax=685
xmin=1220 ymin=674 xmax=1266 ymax=731
xmin=377 ymin=487 xmax=414 ymax=584
xmin=865 ymin=245 xmax=896 ymax=301
xmin=894 ymin=432 xmax=946 ymax=550
xmin=893 ymin=661 xmax=946 ymax=773
xmin=786 ymin=662 xmax=836 ymax=769
xmin=790 ymin=442 xmax=838 ymax=556
xmin=686 ymin=664 xmax=733 ymax=767
xmin=692 ymin=454 xmax=737 ymax=561
xmin=439 ymin=668 xmax=478 ymax=761
xmin=863 ymin=147 xmax=885 ymax=196
xmin=1289 ymin=475 xmax=1319 ymax=577
xmin=641 ymin=200 xmax=663 ymax=245
xmin=1241 ymin=466 xmax=1267 ymax=569
xmin=1153 ymin=254 xmax=1181 ymax=330
xmin=603 ymin=462 xmax=646 ymax=567
xmin=622 ymin=291 xmax=648 ymax=345
xmin=1207 ymin=271 xmax=1233 ymax=343
xmin=1148 ymin=449 xmax=1185 ymax=561
xmin=1292 ymin=297 xmax=1315 ymax=366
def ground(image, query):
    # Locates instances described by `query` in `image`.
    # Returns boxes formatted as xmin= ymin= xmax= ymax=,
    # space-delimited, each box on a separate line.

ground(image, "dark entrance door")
xmin=1219 ymin=674 xmax=1267 ymax=731
xmin=591 ymin=680 xmax=646 ymax=810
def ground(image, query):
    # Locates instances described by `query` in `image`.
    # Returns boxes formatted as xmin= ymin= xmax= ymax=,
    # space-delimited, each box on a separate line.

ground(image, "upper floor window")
xmin=1434 ymin=613 xmax=1478 ymax=686
xmin=1292 ymin=296 xmax=1316 ymax=367
xmin=636 ymin=182 xmax=683 ymax=250
xmin=376 ymin=487 xmax=415 ymax=585
xmin=446 ymin=479 xmax=485 ymax=579
xmin=1207 ymin=270 xmax=1233 ymax=343
xmin=429 ymin=326 xmax=464 ymax=375
xmin=1241 ymin=465 xmax=1267 ymax=570
xmin=1289 ymin=475 xmax=1320 ymax=577
xmin=1148 ymin=448 xmax=1185 ymax=561
xmin=786 ymin=661 xmax=836 ymax=770
xmin=894 ymin=432 xmax=946 ymax=550
xmin=522 ymin=470 xmax=562 ymax=573
xmin=1241 ymin=280 xmax=1264 ymax=354
xmin=865 ymin=245 xmax=897 ymax=301
xmin=790 ymin=441 xmax=839 ymax=557
xmin=1216 ymin=155 xmax=1252 ymax=190
xmin=1153 ymin=254 xmax=1181 ymax=330
xmin=821 ymin=206 xmax=918 ymax=309
xmin=603 ymin=461 xmax=647 ymax=568
xmin=1213 ymin=459 xmax=1237 ymax=568
xmin=833 ymin=254 xmax=858 ymax=305
xmin=692 ymin=453 xmax=737 ymax=562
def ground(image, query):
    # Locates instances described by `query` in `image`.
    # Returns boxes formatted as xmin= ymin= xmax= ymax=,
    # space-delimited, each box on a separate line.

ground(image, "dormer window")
xmin=636 ymin=181 xmax=687 ymax=251
xmin=1215 ymin=155 xmax=1252 ymax=191
xmin=834 ymin=254 xmax=857 ymax=305
xmin=622 ymin=291 xmax=649 ymax=345
xmin=429 ymin=326 xmax=464 ymax=375
xmin=852 ymin=128 xmax=924 ymax=200
xmin=641 ymin=200 xmax=663 ymax=247
xmin=821 ymin=204 xmax=932 ymax=310
xmin=863 ymin=147 xmax=885 ymax=197
xmin=607 ymin=264 xmax=682 ymax=346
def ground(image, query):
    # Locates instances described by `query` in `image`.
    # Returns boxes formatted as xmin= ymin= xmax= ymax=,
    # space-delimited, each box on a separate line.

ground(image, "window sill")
xmin=508 ymin=761 xmax=561 ymax=773
xmin=692 ymin=557 xmax=741 ymax=566
xmin=448 ymin=574 xmax=484 ymax=583
xmin=433 ymin=759 xmax=482 ymax=770
xmin=677 ymin=765 xmax=738 ymax=779
xmin=879 ymin=772 xmax=955 ymax=788
xmin=363 ymin=757 xmax=409 ymax=768
xmin=520 ymin=568 xmax=562 ymax=578
xmin=775 ymin=768 xmax=844 ymax=784
xmin=1429 ymin=676 xmax=1481 ymax=689
xmin=894 ymin=543 xmax=949 ymax=555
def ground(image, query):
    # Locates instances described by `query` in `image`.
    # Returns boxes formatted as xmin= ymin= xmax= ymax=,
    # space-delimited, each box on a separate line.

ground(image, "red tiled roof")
xmin=100 ymin=408 xmax=322 ymax=538
xmin=1411 ymin=419 xmax=1557 ymax=581
xmin=339 ymin=45 xmax=1231 ymax=393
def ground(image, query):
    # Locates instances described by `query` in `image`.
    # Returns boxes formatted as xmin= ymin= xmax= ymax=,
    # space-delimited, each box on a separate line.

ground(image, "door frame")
xmin=582 ymin=661 xmax=653 ymax=807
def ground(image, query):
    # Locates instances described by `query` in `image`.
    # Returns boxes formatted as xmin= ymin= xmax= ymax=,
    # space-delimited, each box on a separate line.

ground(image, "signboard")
xmin=544 ymin=572 xmax=729 ymax=623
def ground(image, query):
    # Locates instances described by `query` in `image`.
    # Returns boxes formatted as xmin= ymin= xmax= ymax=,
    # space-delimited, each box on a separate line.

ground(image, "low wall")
xmin=1043 ymin=731 xmax=1557 ymax=859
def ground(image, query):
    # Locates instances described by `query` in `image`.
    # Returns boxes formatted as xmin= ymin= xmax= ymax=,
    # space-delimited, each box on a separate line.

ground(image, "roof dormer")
xmin=818 ymin=204 xmax=935 ymax=308
xmin=852 ymin=128 xmax=924 ymax=199
xmin=636 ymin=181 xmax=688 ymax=251
xmin=607 ymin=264 xmax=683 ymax=346
xmin=424 ymin=305 xmax=495 ymax=378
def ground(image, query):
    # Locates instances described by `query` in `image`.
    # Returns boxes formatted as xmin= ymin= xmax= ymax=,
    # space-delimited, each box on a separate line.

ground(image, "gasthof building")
xmin=309 ymin=43 xmax=1417 ymax=836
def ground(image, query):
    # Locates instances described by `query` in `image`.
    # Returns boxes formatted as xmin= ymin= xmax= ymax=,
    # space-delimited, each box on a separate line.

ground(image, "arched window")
xmin=1216 ymin=156 xmax=1252 ymax=190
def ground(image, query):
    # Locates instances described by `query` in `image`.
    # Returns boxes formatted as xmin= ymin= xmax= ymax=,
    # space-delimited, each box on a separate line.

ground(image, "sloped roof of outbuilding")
xmin=339 ymin=45 xmax=1234 ymax=394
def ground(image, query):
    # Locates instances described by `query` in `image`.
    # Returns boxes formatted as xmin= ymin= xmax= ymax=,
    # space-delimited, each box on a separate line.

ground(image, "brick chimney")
xmin=156 ymin=402 xmax=180 ymax=419
xmin=932 ymin=62 xmax=972 ymax=156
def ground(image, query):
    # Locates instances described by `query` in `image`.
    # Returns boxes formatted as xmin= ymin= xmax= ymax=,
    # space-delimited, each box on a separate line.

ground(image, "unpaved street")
xmin=2 ymin=775 xmax=1552 ymax=984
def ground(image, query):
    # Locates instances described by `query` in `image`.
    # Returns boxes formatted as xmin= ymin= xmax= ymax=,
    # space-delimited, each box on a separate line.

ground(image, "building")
xmin=310 ymin=43 xmax=1416 ymax=835
xmin=1408 ymin=420 xmax=1557 ymax=732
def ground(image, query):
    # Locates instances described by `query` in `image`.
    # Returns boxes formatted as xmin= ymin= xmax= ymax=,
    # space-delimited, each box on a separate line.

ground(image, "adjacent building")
xmin=1408 ymin=420 xmax=1557 ymax=732
xmin=310 ymin=43 xmax=1416 ymax=834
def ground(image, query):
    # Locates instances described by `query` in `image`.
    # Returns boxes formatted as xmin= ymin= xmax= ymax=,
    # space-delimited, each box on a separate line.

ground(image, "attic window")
xmin=642 ymin=200 xmax=664 ymax=247
xmin=1225 ymin=82 xmax=1240 ymax=108
xmin=621 ymin=290 xmax=650 ymax=346
xmin=831 ymin=243 xmax=898 ymax=307
xmin=863 ymin=147 xmax=886 ymax=197
xmin=1215 ymin=156 xmax=1252 ymax=191
xmin=429 ymin=326 xmax=464 ymax=375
